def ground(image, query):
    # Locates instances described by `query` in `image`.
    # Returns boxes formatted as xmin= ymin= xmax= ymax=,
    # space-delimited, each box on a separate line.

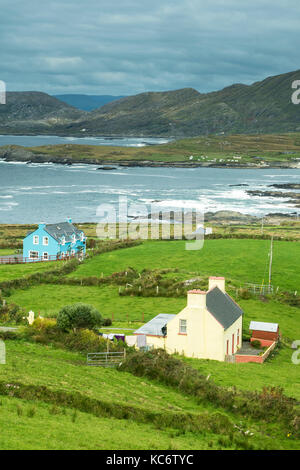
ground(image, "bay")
xmin=0 ymin=160 xmax=299 ymax=223
xmin=0 ymin=135 xmax=171 ymax=147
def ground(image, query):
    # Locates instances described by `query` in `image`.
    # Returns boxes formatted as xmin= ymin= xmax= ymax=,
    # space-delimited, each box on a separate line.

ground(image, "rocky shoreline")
xmin=133 ymin=210 xmax=299 ymax=225
xmin=246 ymin=184 xmax=300 ymax=208
xmin=1 ymin=145 xmax=300 ymax=169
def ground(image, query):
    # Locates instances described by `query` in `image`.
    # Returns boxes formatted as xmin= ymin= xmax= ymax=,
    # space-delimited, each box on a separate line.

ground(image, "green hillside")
xmin=0 ymin=235 xmax=299 ymax=450
xmin=1 ymin=69 xmax=300 ymax=137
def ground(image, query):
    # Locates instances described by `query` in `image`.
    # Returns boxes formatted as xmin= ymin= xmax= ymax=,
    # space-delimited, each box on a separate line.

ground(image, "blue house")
xmin=23 ymin=218 xmax=86 ymax=261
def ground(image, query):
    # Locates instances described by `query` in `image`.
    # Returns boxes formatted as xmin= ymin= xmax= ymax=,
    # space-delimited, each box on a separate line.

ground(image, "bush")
xmin=57 ymin=303 xmax=103 ymax=331
xmin=251 ymin=340 xmax=262 ymax=349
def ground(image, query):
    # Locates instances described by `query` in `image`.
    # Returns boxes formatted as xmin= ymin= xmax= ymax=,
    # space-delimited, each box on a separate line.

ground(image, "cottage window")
xmin=80 ymin=232 xmax=84 ymax=241
xmin=237 ymin=329 xmax=240 ymax=345
xmin=43 ymin=252 xmax=49 ymax=260
xmin=33 ymin=235 xmax=39 ymax=245
xmin=72 ymin=234 xmax=76 ymax=243
xmin=43 ymin=236 xmax=49 ymax=246
xmin=179 ymin=319 xmax=187 ymax=334
xmin=29 ymin=251 xmax=39 ymax=259
xmin=61 ymin=237 xmax=65 ymax=246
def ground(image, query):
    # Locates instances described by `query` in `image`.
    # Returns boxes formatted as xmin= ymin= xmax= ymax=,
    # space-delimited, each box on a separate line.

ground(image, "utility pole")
xmin=269 ymin=236 xmax=274 ymax=287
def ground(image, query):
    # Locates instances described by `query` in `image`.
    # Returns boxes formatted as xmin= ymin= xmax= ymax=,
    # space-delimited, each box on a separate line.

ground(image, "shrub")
xmin=251 ymin=340 xmax=262 ymax=349
xmin=57 ymin=303 xmax=103 ymax=332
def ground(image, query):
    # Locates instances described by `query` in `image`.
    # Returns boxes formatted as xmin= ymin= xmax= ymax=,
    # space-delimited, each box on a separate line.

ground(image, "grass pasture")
xmin=0 ymin=259 xmax=61 ymax=282
xmin=0 ymin=395 xmax=218 ymax=450
xmin=67 ymin=239 xmax=300 ymax=292
xmin=0 ymin=233 xmax=300 ymax=450
xmin=0 ymin=341 xmax=298 ymax=450
xmin=8 ymin=284 xmax=186 ymax=321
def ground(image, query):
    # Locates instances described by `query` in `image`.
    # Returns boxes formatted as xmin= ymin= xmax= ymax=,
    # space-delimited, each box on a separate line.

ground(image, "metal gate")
xmin=244 ymin=283 xmax=274 ymax=295
xmin=87 ymin=350 xmax=126 ymax=367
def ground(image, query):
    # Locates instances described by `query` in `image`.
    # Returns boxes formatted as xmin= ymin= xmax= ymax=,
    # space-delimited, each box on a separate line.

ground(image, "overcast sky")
xmin=1 ymin=0 xmax=299 ymax=96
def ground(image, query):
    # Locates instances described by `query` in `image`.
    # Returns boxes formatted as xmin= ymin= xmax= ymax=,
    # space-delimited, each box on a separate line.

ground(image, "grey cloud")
xmin=0 ymin=0 xmax=299 ymax=95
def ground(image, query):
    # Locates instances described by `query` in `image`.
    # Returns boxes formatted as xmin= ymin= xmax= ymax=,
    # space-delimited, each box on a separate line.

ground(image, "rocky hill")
xmin=0 ymin=92 xmax=86 ymax=134
xmin=75 ymin=69 xmax=300 ymax=137
xmin=1 ymin=69 xmax=300 ymax=137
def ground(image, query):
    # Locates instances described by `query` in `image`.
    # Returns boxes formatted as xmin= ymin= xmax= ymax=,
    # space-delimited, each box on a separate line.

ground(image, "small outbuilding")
xmin=249 ymin=321 xmax=280 ymax=347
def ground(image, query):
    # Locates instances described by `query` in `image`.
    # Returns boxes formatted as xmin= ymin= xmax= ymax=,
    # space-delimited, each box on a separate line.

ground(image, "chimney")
xmin=66 ymin=218 xmax=72 ymax=224
xmin=209 ymin=276 xmax=225 ymax=292
xmin=187 ymin=289 xmax=206 ymax=308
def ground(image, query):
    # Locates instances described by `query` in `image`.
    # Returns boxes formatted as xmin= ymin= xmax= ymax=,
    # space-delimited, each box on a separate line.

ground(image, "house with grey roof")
xmin=23 ymin=218 xmax=86 ymax=261
xmin=134 ymin=276 xmax=243 ymax=361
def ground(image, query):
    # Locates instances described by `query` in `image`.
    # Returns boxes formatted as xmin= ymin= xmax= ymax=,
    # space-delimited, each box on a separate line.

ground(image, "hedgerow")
xmin=119 ymin=349 xmax=300 ymax=437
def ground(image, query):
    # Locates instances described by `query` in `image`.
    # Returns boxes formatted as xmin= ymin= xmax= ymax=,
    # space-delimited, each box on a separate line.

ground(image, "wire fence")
xmin=0 ymin=253 xmax=82 ymax=265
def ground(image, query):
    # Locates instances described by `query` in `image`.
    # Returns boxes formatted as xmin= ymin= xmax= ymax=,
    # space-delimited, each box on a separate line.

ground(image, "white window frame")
xmin=29 ymin=250 xmax=39 ymax=260
xmin=72 ymin=234 xmax=76 ymax=244
xmin=179 ymin=319 xmax=187 ymax=334
xmin=61 ymin=236 xmax=65 ymax=246
xmin=80 ymin=232 xmax=84 ymax=242
xmin=33 ymin=235 xmax=39 ymax=245
xmin=43 ymin=236 xmax=49 ymax=246
xmin=43 ymin=252 xmax=49 ymax=261
xmin=71 ymin=249 xmax=75 ymax=255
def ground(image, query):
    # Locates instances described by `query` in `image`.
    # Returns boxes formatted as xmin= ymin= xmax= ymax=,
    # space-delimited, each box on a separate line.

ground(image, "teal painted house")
xmin=23 ymin=218 xmax=86 ymax=261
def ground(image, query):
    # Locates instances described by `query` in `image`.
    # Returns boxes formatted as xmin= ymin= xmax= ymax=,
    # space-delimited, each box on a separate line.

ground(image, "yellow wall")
xmin=223 ymin=317 xmax=243 ymax=357
xmin=145 ymin=335 xmax=166 ymax=350
xmin=144 ymin=292 xmax=243 ymax=362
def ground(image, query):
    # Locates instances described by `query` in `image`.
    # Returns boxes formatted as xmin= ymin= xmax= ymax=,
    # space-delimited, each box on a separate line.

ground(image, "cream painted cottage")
xmin=134 ymin=277 xmax=243 ymax=362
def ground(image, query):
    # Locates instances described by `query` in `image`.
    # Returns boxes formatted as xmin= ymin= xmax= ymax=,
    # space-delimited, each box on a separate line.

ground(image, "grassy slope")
xmin=0 ymin=260 xmax=60 ymax=282
xmin=0 ymin=341 xmax=225 ymax=450
xmin=0 ymin=396 xmax=213 ymax=450
xmin=8 ymin=284 xmax=186 ymax=321
xmin=68 ymin=239 xmax=300 ymax=292
xmin=181 ymin=346 xmax=300 ymax=402
xmin=0 ymin=341 xmax=210 ymax=414
xmin=0 ymin=341 xmax=298 ymax=450
xmin=1 ymin=238 xmax=300 ymax=449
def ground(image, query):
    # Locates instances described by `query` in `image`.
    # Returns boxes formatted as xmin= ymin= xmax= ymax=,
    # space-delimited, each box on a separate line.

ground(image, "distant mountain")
xmin=54 ymin=94 xmax=125 ymax=111
xmin=0 ymin=92 xmax=86 ymax=134
xmin=73 ymin=69 xmax=300 ymax=137
xmin=1 ymin=70 xmax=300 ymax=137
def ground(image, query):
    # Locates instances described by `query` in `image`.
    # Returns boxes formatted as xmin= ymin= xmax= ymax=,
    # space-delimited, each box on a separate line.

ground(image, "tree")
xmin=57 ymin=303 xmax=103 ymax=332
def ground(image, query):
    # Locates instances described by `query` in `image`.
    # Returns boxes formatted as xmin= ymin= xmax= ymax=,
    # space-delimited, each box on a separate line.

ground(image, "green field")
xmin=0 ymin=259 xmax=61 ymax=282
xmin=68 ymin=239 xmax=300 ymax=291
xmin=7 ymin=285 xmax=300 ymax=341
xmin=8 ymin=284 xmax=186 ymax=321
xmin=27 ymin=132 xmax=300 ymax=166
xmin=0 ymin=341 xmax=298 ymax=450
xmin=1 ymin=236 xmax=300 ymax=449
